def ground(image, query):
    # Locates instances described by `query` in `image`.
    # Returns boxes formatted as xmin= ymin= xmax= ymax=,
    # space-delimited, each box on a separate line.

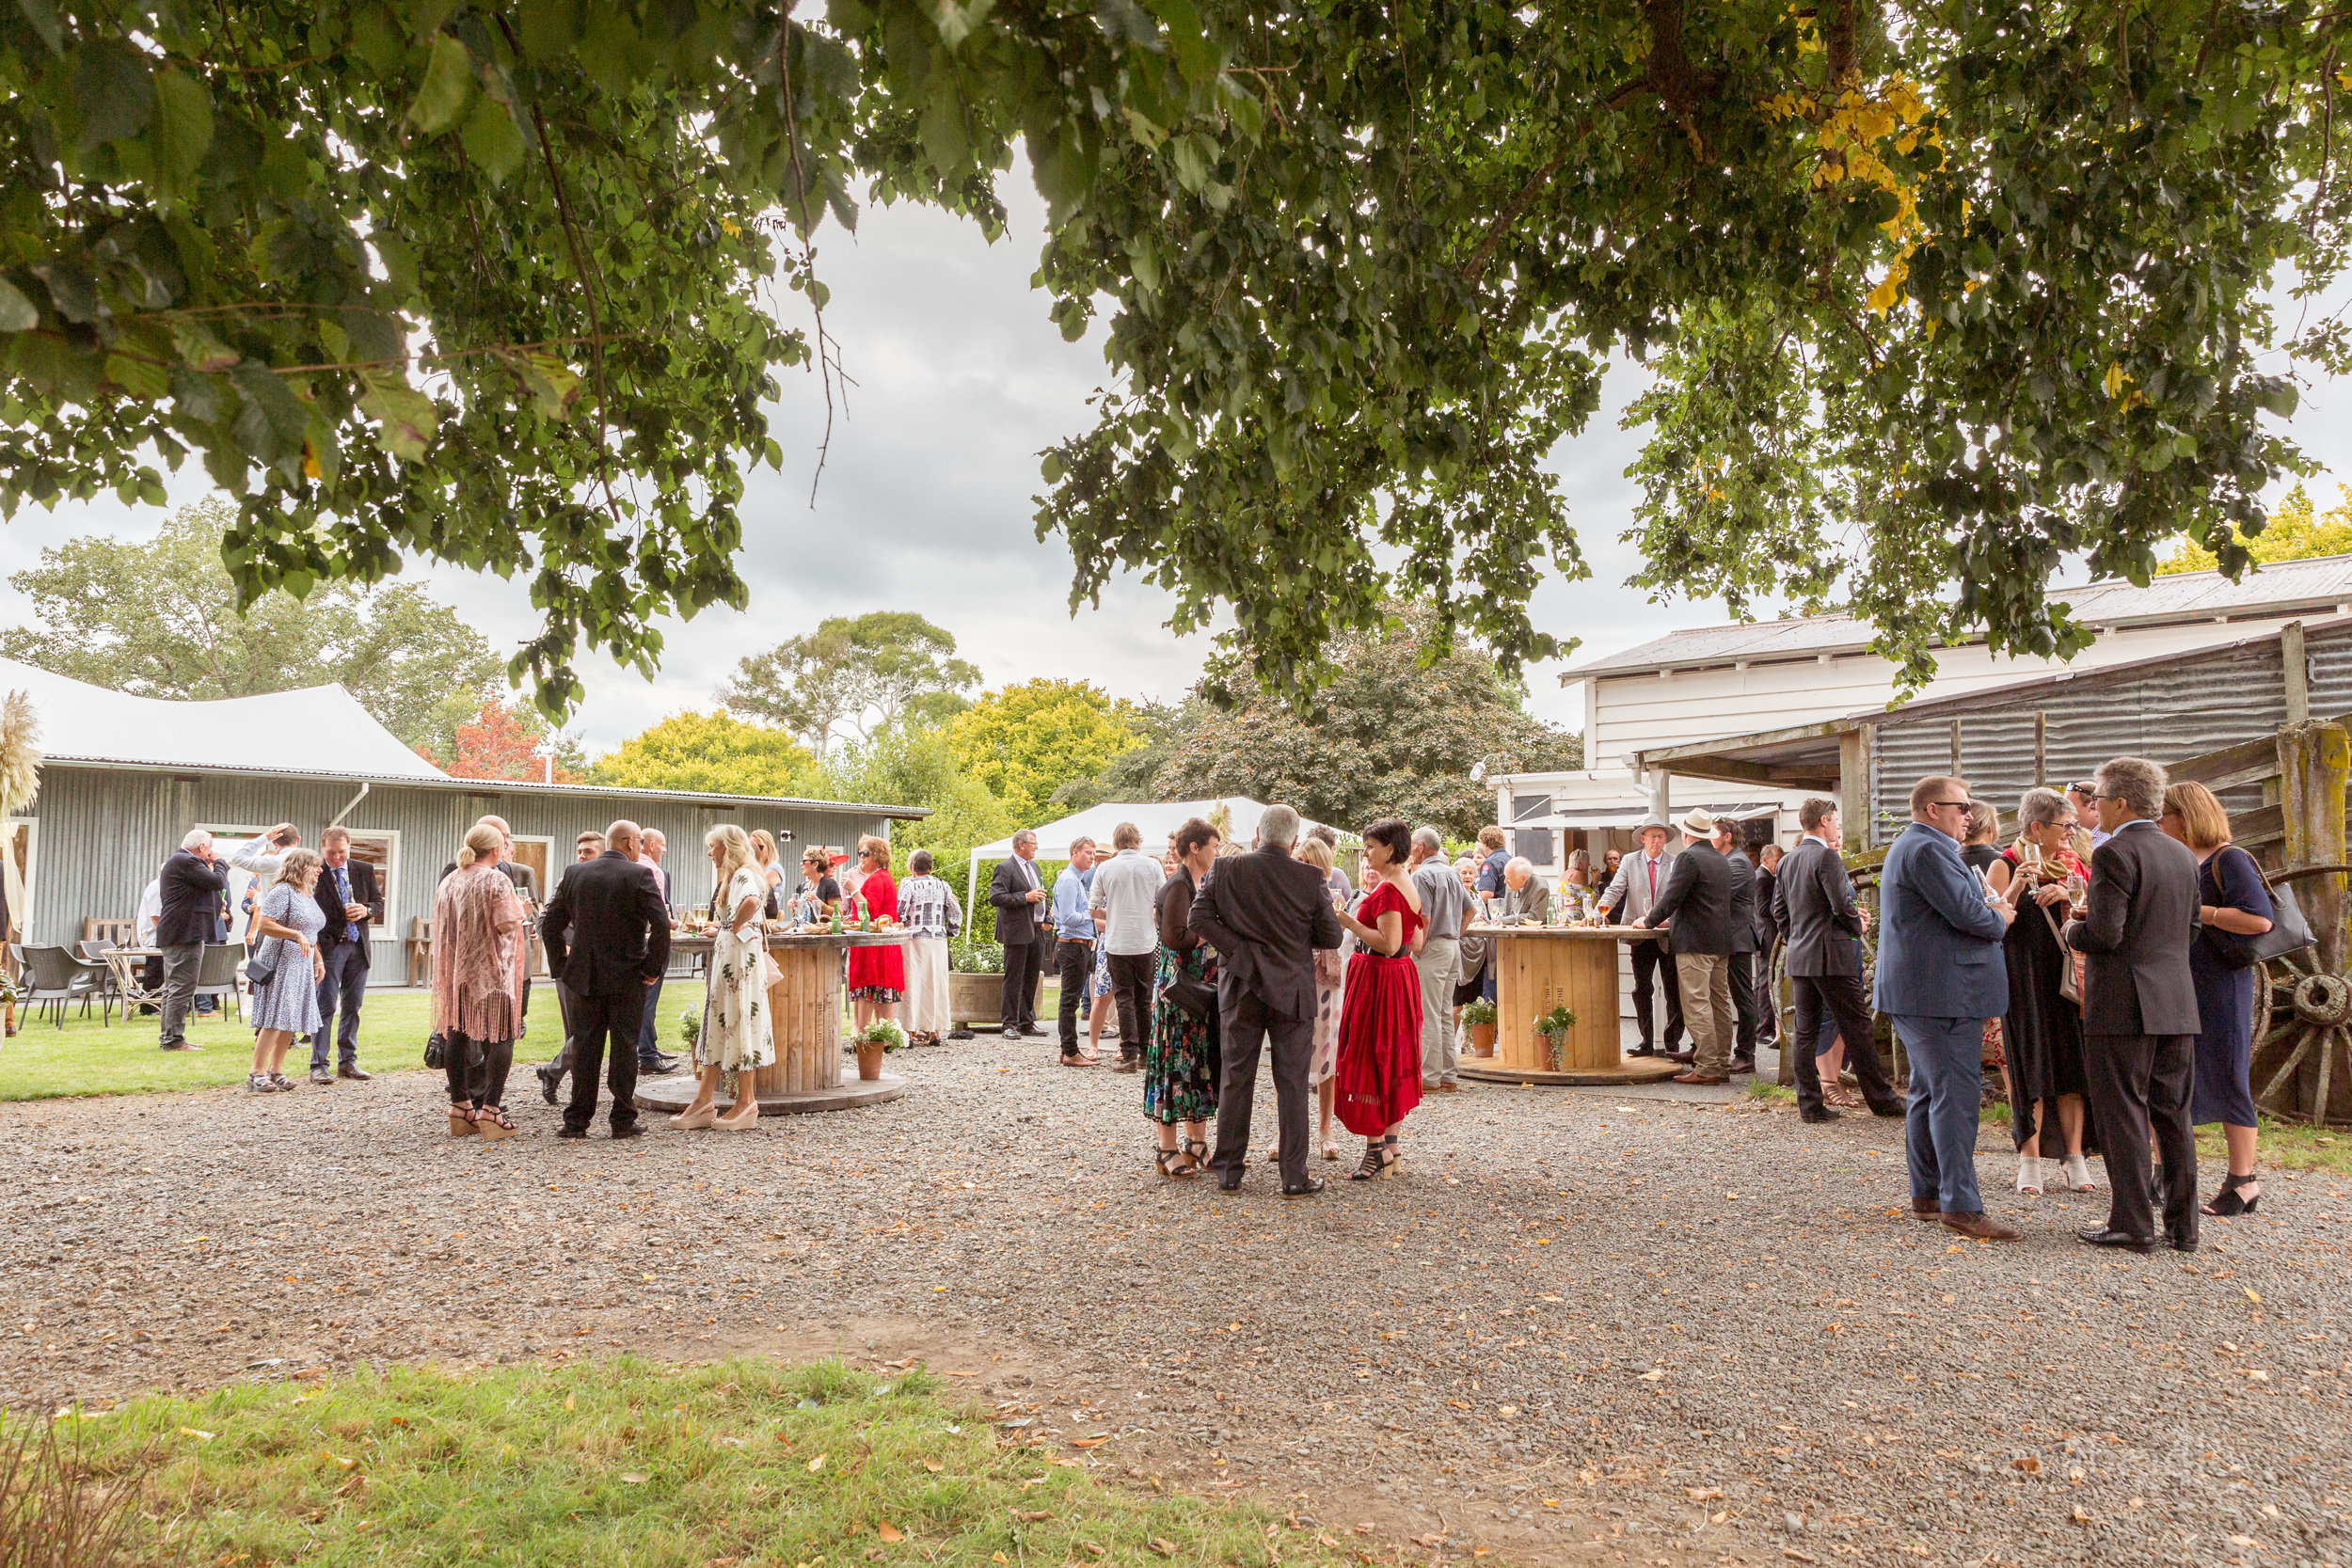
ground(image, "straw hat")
xmin=1677 ymin=806 xmax=1717 ymax=837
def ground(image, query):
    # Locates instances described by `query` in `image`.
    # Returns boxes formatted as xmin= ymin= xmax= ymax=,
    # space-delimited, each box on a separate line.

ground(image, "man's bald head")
xmin=606 ymin=819 xmax=641 ymax=855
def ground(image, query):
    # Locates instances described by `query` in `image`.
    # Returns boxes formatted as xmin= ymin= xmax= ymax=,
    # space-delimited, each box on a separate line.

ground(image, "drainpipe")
xmin=328 ymin=782 xmax=372 ymax=830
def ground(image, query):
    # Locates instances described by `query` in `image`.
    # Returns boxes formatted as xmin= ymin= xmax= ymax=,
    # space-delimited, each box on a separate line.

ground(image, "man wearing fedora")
xmin=1640 ymin=807 xmax=1740 ymax=1085
xmin=1598 ymin=816 xmax=1684 ymax=1056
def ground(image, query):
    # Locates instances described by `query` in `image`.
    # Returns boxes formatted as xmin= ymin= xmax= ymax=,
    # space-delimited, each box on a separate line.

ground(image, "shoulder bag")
xmin=244 ymin=887 xmax=280 ymax=989
xmin=2201 ymin=849 xmax=2315 ymax=970
xmin=2037 ymin=900 xmax=2083 ymax=1006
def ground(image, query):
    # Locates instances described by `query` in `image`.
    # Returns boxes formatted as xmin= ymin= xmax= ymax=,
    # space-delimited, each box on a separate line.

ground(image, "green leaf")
xmin=504 ymin=348 xmax=580 ymax=419
xmin=0 ymin=277 xmax=36 ymax=333
xmin=230 ymin=362 xmax=310 ymax=465
xmin=16 ymin=0 xmax=61 ymax=55
xmin=1096 ymin=0 xmax=1161 ymax=50
xmin=406 ymin=34 xmax=475 ymax=136
xmin=72 ymin=40 xmax=155 ymax=149
xmin=168 ymin=318 xmax=240 ymax=372
xmin=149 ymin=70 xmax=215 ymax=182
xmin=918 ymin=94 xmax=970 ymax=175
xmin=103 ymin=352 xmax=171 ymax=400
xmin=1143 ymin=0 xmax=1216 ymax=81
xmin=359 ymin=372 xmax=437 ymax=461
xmin=460 ymin=93 xmax=527 ymax=182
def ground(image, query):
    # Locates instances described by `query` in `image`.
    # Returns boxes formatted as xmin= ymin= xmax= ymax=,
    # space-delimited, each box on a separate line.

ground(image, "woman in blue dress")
xmin=246 ymin=849 xmax=326 ymax=1093
xmin=2161 ymin=783 xmax=2276 ymax=1216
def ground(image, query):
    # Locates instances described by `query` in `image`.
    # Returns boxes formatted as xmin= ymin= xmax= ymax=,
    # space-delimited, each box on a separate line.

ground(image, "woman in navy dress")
xmin=2161 ymin=783 xmax=2275 ymax=1217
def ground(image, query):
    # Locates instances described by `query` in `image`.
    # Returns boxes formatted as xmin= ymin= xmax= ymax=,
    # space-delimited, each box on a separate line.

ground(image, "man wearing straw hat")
xmin=1640 ymin=807 xmax=1740 ymax=1085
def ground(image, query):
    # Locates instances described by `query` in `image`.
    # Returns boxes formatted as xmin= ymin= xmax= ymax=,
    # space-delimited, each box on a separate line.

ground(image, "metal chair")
xmin=194 ymin=942 xmax=246 ymax=1023
xmin=76 ymin=940 xmax=121 ymax=1024
xmin=22 ymin=944 xmax=101 ymax=1027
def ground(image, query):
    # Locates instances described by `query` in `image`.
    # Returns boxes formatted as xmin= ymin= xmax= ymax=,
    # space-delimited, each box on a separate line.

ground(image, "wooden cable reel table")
xmin=632 ymin=928 xmax=914 ymax=1117
xmin=1456 ymin=924 xmax=1685 ymax=1085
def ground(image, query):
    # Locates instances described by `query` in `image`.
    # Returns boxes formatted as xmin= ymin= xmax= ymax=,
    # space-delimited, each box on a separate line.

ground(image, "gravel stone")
xmin=2 ymin=1038 xmax=2349 ymax=1565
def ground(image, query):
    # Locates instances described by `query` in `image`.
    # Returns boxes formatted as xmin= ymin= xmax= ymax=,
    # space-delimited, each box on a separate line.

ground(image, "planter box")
xmin=949 ymin=969 xmax=1043 ymax=1025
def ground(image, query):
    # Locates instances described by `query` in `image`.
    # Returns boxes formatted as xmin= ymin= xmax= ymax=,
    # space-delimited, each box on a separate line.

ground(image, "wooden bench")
xmin=407 ymin=917 xmax=432 ymax=987
xmin=83 ymin=918 xmax=137 ymax=947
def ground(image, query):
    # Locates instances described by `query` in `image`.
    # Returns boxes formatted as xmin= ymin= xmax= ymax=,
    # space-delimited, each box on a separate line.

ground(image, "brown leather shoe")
xmin=1671 ymin=1071 xmax=1730 ymax=1085
xmin=1910 ymin=1196 xmax=1943 ymax=1223
xmin=1940 ymin=1211 xmax=2021 ymax=1242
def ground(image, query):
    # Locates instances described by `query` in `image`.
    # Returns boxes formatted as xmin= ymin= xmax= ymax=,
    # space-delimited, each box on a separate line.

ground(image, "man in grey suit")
xmin=1774 ymin=799 xmax=1904 ymax=1123
xmin=1876 ymin=775 xmax=2019 ymax=1241
xmin=1187 ymin=804 xmax=1344 ymax=1196
xmin=2066 ymin=755 xmax=2203 ymax=1253
xmin=1598 ymin=817 xmax=1683 ymax=1054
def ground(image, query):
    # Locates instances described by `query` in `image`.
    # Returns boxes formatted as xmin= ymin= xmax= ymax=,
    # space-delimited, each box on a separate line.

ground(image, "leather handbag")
xmin=244 ymin=943 xmax=278 ymax=990
xmin=2038 ymin=901 xmax=2082 ymax=1006
xmin=1167 ymin=975 xmax=1217 ymax=1021
xmin=2202 ymin=863 xmax=2315 ymax=970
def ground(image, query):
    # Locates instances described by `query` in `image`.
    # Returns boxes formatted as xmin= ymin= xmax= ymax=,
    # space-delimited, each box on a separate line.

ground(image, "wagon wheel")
xmin=2249 ymin=863 xmax=2352 ymax=1127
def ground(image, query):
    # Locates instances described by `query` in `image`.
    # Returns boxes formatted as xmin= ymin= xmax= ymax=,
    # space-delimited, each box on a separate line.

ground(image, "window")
xmin=1514 ymin=829 xmax=1555 ymax=868
xmin=340 ymin=831 xmax=400 ymax=935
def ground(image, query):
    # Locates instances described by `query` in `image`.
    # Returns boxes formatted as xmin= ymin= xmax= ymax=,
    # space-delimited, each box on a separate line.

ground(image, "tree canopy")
xmin=1147 ymin=607 xmax=1581 ymax=839
xmin=941 ymin=677 xmax=1139 ymax=826
xmin=428 ymin=692 xmax=584 ymax=781
xmin=588 ymin=709 xmax=816 ymax=797
xmin=721 ymin=611 xmax=978 ymax=751
xmin=2159 ymin=483 xmax=2352 ymax=575
xmin=0 ymin=496 xmax=503 ymax=753
xmin=6 ymin=2 xmax=2346 ymax=706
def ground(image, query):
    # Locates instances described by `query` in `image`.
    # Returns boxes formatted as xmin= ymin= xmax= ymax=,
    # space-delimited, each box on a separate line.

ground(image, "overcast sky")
xmin=12 ymin=176 xmax=2351 ymax=755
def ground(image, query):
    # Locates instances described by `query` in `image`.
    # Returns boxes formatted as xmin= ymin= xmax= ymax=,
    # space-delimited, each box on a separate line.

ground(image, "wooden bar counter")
xmin=1457 ymin=924 xmax=1684 ymax=1085
xmin=633 ymin=927 xmax=914 ymax=1116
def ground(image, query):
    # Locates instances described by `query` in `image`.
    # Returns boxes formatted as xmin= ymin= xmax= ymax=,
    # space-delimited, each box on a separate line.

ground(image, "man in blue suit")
xmin=1875 ymin=775 xmax=2020 ymax=1241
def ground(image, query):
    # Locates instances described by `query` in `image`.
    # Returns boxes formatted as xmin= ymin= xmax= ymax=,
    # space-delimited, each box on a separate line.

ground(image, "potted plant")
xmin=677 ymin=1008 xmax=701 ymax=1053
xmin=851 ymin=1018 xmax=907 ymax=1081
xmin=1534 ymin=1005 xmax=1577 ymax=1072
xmin=1461 ymin=998 xmax=1498 ymax=1057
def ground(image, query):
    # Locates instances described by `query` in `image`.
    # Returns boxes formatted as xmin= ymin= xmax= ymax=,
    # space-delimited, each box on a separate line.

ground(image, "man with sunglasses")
xmin=1876 ymin=775 xmax=2020 ymax=1242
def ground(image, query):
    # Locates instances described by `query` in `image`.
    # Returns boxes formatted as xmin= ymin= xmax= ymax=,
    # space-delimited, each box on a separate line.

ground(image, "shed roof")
xmin=1565 ymin=556 xmax=2352 ymax=678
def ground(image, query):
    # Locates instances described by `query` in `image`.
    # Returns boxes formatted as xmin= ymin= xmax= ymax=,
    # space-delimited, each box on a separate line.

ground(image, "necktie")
xmin=1646 ymin=857 xmax=1657 ymax=903
xmin=336 ymin=865 xmax=358 ymax=942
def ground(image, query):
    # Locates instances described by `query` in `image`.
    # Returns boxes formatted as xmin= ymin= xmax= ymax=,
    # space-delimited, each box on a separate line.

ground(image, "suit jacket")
xmin=1599 ymin=847 xmax=1678 ymax=932
xmin=1754 ymin=864 xmax=1782 ymax=948
xmin=156 ymin=849 xmax=229 ymax=948
xmin=1495 ymin=879 xmax=1550 ymax=926
xmin=540 ymin=850 xmax=672 ymax=997
xmin=1723 ymin=848 xmax=1759 ymax=955
xmin=313 ymin=859 xmax=384 ymax=969
xmin=988 ymin=855 xmax=1052 ymax=945
xmin=1775 ymin=838 xmax=1866 ymax=978
xmin=1186 ymin=845 xmax=1343 ymax=1022
xmin=1873 ymin=822 xmax=2008 ymax=1018
xmin=1645 ymin=840 xmax=1736 ymax=956
xmin=2064 ymin=817 xmax=2201 ymax=1036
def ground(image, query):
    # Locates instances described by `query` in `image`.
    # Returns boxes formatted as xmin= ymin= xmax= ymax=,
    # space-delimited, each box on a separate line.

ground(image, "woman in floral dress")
xmin=430 ymin=827 xmax=526 ymax=1138
xmin=671 ymin=824 xmax=771 ymax=1131
xmin=1146 ymin=816 xmax=1222 ymax=1177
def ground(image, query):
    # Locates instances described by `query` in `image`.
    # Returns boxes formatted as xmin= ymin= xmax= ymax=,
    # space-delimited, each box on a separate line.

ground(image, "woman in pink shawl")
xmin=432 ymin=823 xmax=528 ymax=1140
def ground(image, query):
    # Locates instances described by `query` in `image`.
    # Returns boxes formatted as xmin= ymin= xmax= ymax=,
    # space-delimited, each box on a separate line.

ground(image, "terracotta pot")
xmin=1468 ymin=1021 xmax=1496 ymax=1057
xmin=855 ymin=1042 xmax=885 ymax=1082
xmin=1541 ymin=1031 xmax=1566 ymax=1072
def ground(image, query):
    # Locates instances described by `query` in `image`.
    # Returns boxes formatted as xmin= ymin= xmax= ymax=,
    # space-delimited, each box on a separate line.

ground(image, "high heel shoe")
xmin=670 ymin=1103 xmax=717 ymax=1130
xmin=2062 ymin=1155 xmax=2098 ymax=1193
xmin=2014 ymin=1154 xmax=2042 ymax=1195
xmin=448 ymin=1106 xmax=477 ymax=1137
xmin=715 ymin=1097 xmax=760 ymax=1130
xmin=2201 ymin=1171 xmax=2261 ymax=1216
xmin=474 ymin=1105 xmax=516 ymax=1141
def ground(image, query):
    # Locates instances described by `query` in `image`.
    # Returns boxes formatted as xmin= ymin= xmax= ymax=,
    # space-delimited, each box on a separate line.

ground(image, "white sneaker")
xmin=2015 ymin=1154 xmax=2043 ymax=1194
xmin=2064 ymin=1155 xmax=2098 ymax=1193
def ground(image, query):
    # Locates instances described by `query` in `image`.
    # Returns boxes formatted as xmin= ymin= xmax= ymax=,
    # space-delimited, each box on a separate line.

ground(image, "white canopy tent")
xmin=962 ymin=798 xmax=1340 ymax=926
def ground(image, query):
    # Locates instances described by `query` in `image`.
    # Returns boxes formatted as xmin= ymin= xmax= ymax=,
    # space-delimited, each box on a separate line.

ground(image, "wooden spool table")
xmin=633 ymin=928 xmax=914 ymax=1117
xmin=1457 ymin=924 xmax=1684 ymax=1085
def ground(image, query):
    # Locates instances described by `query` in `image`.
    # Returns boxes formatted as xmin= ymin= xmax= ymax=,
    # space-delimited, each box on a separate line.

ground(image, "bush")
xmin=949 ymin=939 xmax=1005 ymax=975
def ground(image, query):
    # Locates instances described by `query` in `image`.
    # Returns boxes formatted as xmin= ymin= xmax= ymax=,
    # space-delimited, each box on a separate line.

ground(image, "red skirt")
xmin=1333 ymin=951 xmax=1423 ymax=1137
xmin=847 ymin=942 xmax=903 ymax=991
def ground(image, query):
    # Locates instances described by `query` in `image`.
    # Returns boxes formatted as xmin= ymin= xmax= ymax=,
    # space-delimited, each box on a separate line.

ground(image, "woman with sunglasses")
xmin=788 ymin=847 xmax=841 ymax=926
xmin=845 ymin=836 xmax=904 ymax=1031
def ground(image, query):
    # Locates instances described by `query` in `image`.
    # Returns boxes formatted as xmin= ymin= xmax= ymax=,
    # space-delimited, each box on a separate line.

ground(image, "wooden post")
xmin=2284 ymin=621 xmax=2311 ymax=726
xmin=1837 ymin=728 xmax=1868 ymax=852
xmin=2033 ymin=710 xmax=2047 ymax=787
xmin=1949 ymin=719 xmax=1963 ymax=774
xmin=2278 ymin=721 xmax=2350 ymax=1124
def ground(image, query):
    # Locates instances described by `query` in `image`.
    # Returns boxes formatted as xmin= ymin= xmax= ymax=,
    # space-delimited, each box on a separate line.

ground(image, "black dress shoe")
xmin=611 ymin=1124 xmax=644 ymax=1140
xmin=537 ymin=1065 xmax=562 ymax=1105
xmin=1216 ymin=1170 xmax=1244 ymax=1192
xmin=1801 ymin=1107 xmax=1842 ymax=1124
xmin=556 ymin=1126 xmax=588 ymax=1140
xmin=1867 ymin=1100 xmax=1907 ymax=1117
xmin=1729 ymin=1055 xmax=1756 ymax=1075
xmin=2076 ymin=1227 xmax=2155 ymax=1254
xmin=310 ymin=1068 xmax=334 ymax=1085
xmin=338 ymin=1064 xmax=372 ymax=1082
xmin=1283 ymin=1178 xmax=1326 ymax=1198
xmin=640 ymin=1052 xmax=682 ymax=1075
xmin=1629 ymin=1044 xmax=1656 ymax=1057
xmin=2169 ymin=1232 xmax=2200 ymax=1253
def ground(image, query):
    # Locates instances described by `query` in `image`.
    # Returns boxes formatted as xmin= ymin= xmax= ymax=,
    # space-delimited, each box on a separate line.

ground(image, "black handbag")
xmin=2203 ymin=867 xmax=2315 ymax=970
xmin=244 ymin=945 xmax=278 ymax=989
xmin=1167 ymin=976 xmax=1217 ymax=1021
xmin=424 ymin=1032 xmax=447 ymax=1069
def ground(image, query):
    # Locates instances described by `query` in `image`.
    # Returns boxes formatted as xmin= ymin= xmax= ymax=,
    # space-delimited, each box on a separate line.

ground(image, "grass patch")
xmin=0 ymin=983 xmax=704 ymax=1102
xmin=2197 ymin=1114 xmax=2352 ymax=1176
xmin=45 ymin=1356 xmax=1352 ymax=1567
xmin=1745 ymin=1082 xmax=1795 ymax=1103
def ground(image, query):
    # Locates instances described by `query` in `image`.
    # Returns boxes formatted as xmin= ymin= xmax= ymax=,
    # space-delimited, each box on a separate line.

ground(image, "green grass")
xmin=1745 ymin=1081 xmax=1795 ymax=1103
xmin=0 ymin=981 xmax=706 ymax=1101
xmin=2197 ymin=1114 xmax=2352 ymax=1176
xmin=42 ymin=1357 xmax=1353 ymax=1568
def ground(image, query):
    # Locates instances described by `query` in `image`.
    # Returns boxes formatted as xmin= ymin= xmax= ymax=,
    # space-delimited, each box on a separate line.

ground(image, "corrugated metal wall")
xmin=1862 ymin=631 xmax=2349 ymax=844
xmin=21 ymin=766 xmax=889 ymax=980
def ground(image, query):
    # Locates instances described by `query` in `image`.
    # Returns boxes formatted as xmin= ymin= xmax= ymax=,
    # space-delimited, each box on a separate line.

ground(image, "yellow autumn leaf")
xmin=1866 ymin=273 xmax=1904 ymax=313
xmin=807 ymin=1453 xmax=827 ymax=1472
xmin=2104 ymin=362 xmax=2128 ymax=400
xmin=2245 ymin=1287 xmax=2262 ymax=1304
xmin=877 ymin=1521 xmax=904 ymax=1543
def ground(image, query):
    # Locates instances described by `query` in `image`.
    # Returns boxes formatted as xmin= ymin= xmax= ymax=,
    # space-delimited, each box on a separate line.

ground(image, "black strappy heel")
xmin=1155 ymin=1147 xmax=1197 ymax=1180
xmin=2202 ymin=1171 xmax=2261 ymax=1216
xmin=1350 ymin=1137 xmax=1402 ymax=1181
xmin=1383 ymin=1133 xmax=1404 ymax=1176
xmin=1185 ymin=1136 xmax=1209 ymax=1169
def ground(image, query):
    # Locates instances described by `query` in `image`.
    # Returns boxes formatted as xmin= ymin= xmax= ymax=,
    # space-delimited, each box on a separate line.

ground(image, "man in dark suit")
xmin=989 ymin=830 xmax=1053 ymax=1037
xmin=1774 ymin=800 xmax=1903 ymax=1123
xmin=155 ymin=830 xmax=228 ymax=1051
xmin=1712 ymin=820 xmax=1763 ymax=1073
xmin=2066 ymin=756 xmax=2203 ymax=1253
xmin=1752 ymin=842 xmax=1783 ymax=1048
xmin=540 ymin=818 xmax=672 ymax=1139
xmin=307 ymin=826 xmax=384 ymax=1084
xmin=1186 ymin=803 xmax=1344 ymax=1196
xmin=1642 ymin=808 xmax=1740 ymax=1085
xmin=1877 ymin=775 xmax=2018 ymax=1241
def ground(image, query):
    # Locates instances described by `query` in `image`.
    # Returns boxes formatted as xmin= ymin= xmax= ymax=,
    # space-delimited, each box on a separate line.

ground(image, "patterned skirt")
xmin=1144 ymin=942 xmax=1218 ymax=1127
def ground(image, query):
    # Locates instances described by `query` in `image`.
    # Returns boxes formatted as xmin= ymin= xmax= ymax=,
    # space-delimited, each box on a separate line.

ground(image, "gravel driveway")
xmin=5 ymin=1037 xmax=2348 ymax=1566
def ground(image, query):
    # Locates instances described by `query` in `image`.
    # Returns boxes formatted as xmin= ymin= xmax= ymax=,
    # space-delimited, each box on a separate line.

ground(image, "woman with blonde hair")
xmin=2160 ymin=781 xmax=2276 ymax=1216
xmin=672 ymin=824 xmax=771 ymax=1131
xmin=431 ymin=825 xmax=527 ymax=1138
xmin=246 ymin=848 xmax=327 ymax=1094
xmin=749 ymin=829 xmax=786 ymax=920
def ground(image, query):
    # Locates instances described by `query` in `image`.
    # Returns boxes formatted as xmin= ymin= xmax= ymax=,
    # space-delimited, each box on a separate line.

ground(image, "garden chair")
xmin=194 ymin=942 xmax=246 ymax=1023
xmin=22 ymin=944 xmax=101 ymax=1027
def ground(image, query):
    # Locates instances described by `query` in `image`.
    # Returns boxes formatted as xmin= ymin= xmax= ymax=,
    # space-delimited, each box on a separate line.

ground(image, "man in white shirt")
xmin=1090 ymin=821 xmax=1165 ymax=1072
xmin=1407 ymin=826 xmax=1474 ymax=1092
xmin=1598 ymin=817 xmax=1684 ymax=1056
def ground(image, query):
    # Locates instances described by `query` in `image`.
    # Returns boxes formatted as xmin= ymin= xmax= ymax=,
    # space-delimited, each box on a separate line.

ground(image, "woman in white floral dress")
xmin=670 ymin=824 xmax=772 ymax=1132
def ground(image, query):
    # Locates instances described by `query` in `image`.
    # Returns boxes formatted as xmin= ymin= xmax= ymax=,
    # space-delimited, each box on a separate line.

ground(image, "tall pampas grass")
xmin=0 ymin=689 xmax=39 ymax=817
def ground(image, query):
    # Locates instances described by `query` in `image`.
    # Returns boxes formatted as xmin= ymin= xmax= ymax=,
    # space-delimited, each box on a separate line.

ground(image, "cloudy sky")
xmin=12 ymin=177 xmax=2351 ymax=755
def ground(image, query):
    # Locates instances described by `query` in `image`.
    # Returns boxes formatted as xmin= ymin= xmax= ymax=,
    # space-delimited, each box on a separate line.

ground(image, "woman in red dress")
xmin=845 ymin=836 xmax=904 ymax=1031
xmin=1332 ymin=818 xmax=1426 ymax=1180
